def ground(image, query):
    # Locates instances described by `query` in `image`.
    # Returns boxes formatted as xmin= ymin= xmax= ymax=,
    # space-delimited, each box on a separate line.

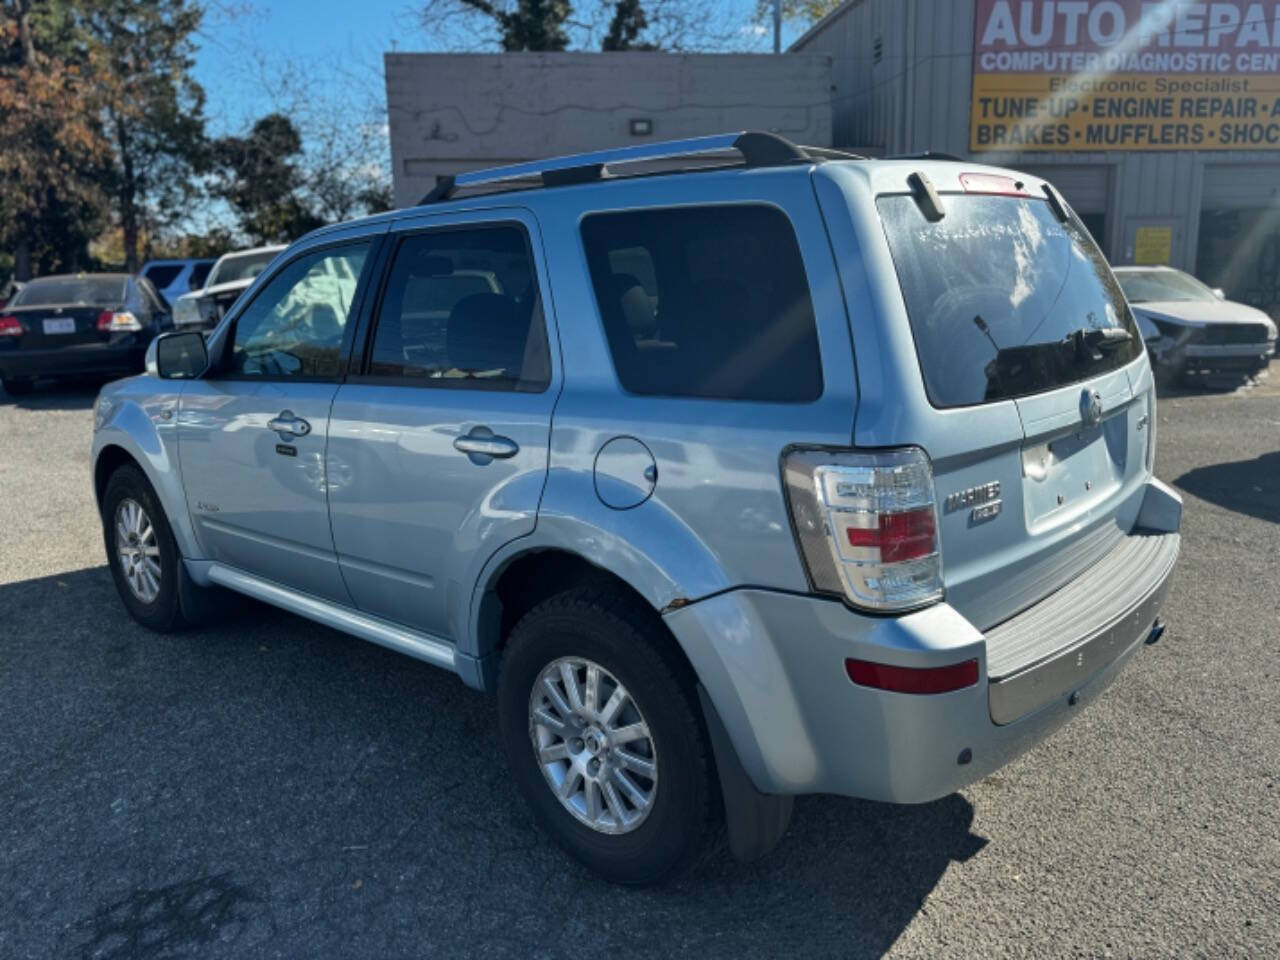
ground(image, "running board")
xmin=205 ymin=563 xmax=457 ymax=673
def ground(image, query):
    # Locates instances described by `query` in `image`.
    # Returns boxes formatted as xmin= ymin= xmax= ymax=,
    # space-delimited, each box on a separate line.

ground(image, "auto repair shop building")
xmin=792 ymin=0 xmax=1280 ymax=320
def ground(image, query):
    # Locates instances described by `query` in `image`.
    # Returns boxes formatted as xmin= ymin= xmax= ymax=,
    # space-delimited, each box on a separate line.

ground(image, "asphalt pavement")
xmin=0 ymin=375 xmax=1277 ymax=959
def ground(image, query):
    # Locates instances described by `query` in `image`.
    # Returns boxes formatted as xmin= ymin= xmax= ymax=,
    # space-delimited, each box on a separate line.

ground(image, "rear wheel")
xmin=102 ymin=465 xmax=187 ymax=632
xmin=1 ymin=376 xmax=34 ymax=397
xmin=497 ymin=588 xmax=717 ymax=885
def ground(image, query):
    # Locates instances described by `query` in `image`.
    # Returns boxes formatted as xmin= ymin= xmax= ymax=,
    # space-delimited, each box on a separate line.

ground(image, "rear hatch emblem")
xmin=1080 ymin=389 xmax=1104 ymax=428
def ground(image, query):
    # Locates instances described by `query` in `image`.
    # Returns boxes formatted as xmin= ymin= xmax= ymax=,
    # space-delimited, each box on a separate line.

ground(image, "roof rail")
xmin=418 ymin=131 xmax=828 ymax=205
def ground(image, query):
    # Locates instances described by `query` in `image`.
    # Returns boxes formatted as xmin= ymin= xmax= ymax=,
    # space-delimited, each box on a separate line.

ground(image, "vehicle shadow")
xmin=0 ymin=377 xmax=105 ymax=410
xmin=1174 ymin=450 xmax=1280 ymax=525
xmin=0 ymin=565 xmax=984 ymax=959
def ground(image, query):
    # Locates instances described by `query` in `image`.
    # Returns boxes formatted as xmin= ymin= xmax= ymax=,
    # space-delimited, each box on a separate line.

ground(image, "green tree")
xmin=78 ymin=0 xmax=208 ymax=272
xmin=212 ymin=113 xmax=324 ymax=244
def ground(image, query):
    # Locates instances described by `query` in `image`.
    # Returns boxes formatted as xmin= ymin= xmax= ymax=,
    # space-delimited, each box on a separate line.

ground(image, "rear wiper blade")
xmin=1063 ymin=325 xmax=1132 ymax=361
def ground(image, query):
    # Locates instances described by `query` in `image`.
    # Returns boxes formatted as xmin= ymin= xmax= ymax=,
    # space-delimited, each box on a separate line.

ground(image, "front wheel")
xmin=102 ymin=465 xmax=188 ymax=632
xmin=497 ymin=588 xmax=718 ymax=884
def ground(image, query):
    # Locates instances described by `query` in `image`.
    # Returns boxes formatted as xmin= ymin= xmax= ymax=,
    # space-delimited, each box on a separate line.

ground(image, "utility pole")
xmin=773 ymin=0 xmax=782 ymax=53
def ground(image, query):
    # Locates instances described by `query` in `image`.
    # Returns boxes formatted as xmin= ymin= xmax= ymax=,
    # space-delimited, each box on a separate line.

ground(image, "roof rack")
xmin=418 ymin=131 xmax=863 ymax=205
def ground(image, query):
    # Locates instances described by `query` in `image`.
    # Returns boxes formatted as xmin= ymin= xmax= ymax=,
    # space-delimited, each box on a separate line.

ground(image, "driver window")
xmin=229 ymin=243 xmax=370 ymax=378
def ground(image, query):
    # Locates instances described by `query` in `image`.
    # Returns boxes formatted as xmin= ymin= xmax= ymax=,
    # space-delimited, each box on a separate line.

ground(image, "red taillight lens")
xmin=0 ymin=316 xmax=22 ymax=336
xmin=845 ymin=657 xmax=979 ymax=695
xmin=845 ymin=507 xmax=937 ymax=564
xmin=96 ymin=310 xmax=114 ymax=331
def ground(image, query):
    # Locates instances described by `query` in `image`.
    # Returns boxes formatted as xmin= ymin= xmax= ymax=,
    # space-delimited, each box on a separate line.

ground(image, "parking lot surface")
xmin=1 ymin=376 xmax=1277 ymax=959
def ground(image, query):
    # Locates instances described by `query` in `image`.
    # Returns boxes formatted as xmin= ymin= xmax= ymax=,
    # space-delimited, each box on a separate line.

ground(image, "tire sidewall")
xmin=498 ymin=597 xmax=712 ymax=884
xmin=102 ymin=466 xmax=183 ymax=631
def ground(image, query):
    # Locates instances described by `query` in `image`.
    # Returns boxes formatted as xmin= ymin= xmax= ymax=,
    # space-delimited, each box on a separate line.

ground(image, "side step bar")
xmin=205 ymin=563 xmax=458 ymax=673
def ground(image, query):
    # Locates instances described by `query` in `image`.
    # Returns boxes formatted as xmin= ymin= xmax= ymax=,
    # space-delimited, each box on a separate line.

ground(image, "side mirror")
xmin=147 ymin=331 xmax=209 ymax=379
xmin=1211 ymin=287 xmax=1226 ymax=300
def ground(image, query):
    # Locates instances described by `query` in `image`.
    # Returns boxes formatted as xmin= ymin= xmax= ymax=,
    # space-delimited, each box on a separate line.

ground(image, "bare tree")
xmin=416 ymin=0 xmax=748 ymax=52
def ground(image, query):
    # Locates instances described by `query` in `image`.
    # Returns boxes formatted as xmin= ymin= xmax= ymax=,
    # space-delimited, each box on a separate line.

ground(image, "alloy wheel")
xmin=529 ymin=656 xmax=659 ymax=835
xmin=115 ymin=498 xmax=161 ymax=603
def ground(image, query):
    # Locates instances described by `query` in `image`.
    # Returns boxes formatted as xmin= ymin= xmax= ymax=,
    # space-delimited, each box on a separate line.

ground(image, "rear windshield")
xmin=878 ymin=194 xmax=1142 ymax=408
xmin=209 ymin=251 xmax=278 ymax=287
xmin=11 ymin=276 xmax=126 ymax=308
xmin=142 ymin=264 xmax=184 ymax=289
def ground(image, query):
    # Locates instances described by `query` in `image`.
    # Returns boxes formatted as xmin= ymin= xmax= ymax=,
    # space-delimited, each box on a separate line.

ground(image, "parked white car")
xmin=173 ymin=245 xmax=286 ymax=331
xmin=1114 ymin=266 xmax=1277 ymax=386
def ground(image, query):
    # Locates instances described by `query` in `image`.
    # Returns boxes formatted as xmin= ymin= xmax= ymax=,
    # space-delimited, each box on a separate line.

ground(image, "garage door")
xmin=1198 ymin=165 xmax=1280 ymax=321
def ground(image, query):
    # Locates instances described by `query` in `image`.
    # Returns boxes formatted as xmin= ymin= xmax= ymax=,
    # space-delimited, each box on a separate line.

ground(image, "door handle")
xmin=267 ymin=410 xmax=311 ymax=438
xmin=454 ymin=428 xmax=519 ymax=461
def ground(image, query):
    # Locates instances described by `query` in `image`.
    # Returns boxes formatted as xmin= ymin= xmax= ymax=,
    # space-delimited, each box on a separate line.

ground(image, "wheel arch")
xmin=92 ymin=407 xmax=201 ymax=561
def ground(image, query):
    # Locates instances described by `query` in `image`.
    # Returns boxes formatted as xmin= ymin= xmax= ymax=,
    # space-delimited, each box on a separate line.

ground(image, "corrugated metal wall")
xmin=791 ymin=0 xmax=902 ymax=151
xmin=794 ymin=0 xmax=1280 ymax=272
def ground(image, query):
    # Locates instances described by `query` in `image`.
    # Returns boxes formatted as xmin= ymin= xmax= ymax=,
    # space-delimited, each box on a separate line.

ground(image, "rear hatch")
xmin=0 ymin=276 xmax=129 ymax=351
xmin=874 ymin=178 xmax=1152 ymax=631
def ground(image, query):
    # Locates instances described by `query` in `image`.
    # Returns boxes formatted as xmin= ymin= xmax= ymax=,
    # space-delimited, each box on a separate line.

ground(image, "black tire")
xmin=1 ymin=376 xmax=34 ymax=397
xmin=497 ymin=587 xmax=718 ymax=885
xmin=102 ymin=464 xmax=188 ymax=632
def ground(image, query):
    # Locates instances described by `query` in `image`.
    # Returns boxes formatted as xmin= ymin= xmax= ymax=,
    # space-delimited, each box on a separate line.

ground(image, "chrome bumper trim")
xmin=987 ymin=535 xmax=1178 ymax=725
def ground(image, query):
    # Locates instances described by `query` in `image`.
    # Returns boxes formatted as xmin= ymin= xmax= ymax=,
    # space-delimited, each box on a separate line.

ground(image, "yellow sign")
xmin=1133 ymin=226 xmax=1173 ymax=265
xmin=970 ymin=1 xmax=1280 ymax=152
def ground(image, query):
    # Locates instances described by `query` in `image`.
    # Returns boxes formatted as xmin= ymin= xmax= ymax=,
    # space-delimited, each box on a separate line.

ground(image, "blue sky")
xmin=190 ymin=1 xmax=802 ymax=141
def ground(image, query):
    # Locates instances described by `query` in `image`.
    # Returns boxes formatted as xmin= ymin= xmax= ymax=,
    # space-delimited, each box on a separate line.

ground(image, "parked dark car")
xmin=0 ymin=273 xmax=171 ymax=396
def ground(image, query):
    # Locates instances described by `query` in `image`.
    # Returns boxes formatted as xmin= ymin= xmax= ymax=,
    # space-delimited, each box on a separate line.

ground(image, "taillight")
xmin=0 ymin=316 xmax=22 ymax=337
xmin=782 ymin=446 xmax=943 ymax=612
xmin=97 ymin=310 xmax=142 ymax=332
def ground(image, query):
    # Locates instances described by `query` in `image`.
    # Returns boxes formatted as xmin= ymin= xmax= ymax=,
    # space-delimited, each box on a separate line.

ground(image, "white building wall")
xmin=385 ymin=52 xmax=834 ymax=208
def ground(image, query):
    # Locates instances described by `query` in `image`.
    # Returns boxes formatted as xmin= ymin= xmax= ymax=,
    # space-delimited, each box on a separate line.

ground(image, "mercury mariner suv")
xmin=91 ymin=133 xmax=1182 ymax=884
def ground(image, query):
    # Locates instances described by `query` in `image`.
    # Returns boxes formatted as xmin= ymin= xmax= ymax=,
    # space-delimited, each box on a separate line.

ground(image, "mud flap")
xmin=178 ymin=559 xmax=233 ymax=625
xmin=697 ymin=685 xmax=793 ymax=863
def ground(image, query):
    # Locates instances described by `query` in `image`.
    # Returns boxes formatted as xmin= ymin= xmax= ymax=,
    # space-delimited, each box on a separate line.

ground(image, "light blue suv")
xmin=91 ymin=133 xmax=1182 ymax=884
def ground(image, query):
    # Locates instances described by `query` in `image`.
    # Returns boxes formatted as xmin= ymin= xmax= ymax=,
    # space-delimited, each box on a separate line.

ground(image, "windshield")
xmin=11 ymin=276 xmax=126 ymax=308
xmin=209 ymin=251 xmax=278 ymax=287
xmin=878 ymin=193 xmax=1142 ymax=408
xmin=1115 ymin=269 xmax=1217 ymax=304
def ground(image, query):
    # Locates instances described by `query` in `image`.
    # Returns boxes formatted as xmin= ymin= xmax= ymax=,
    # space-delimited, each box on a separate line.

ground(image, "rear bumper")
xmin=0 ymin=342 xmax=147 ymax=379
xmin=665 ymin=478 xmax=1182 ymax=804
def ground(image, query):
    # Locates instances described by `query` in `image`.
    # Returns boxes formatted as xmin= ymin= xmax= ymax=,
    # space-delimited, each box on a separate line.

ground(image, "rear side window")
xmin=580 ymin=205 xmax=823 ymax=403
xmin=365 ymin=225 xmax=550 ymax=392
xmin=878 ymin=194 xmax=1142 ymax=408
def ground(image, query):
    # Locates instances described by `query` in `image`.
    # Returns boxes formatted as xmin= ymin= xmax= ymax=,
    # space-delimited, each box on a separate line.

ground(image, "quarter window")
xmin=228 ymin=243 xmax=370 ymax=379
xmin=366 ymin=225 xmax=550 ymax=391
xmin=580 ymin=204 xmax=823 ymax=403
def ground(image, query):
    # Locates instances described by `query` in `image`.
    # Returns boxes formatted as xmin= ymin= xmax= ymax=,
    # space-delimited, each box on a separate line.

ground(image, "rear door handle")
xmin=267 ymin=410 xmax=311 ymax=438
xmin=454 ymin=428 xmax=518 ymax=461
